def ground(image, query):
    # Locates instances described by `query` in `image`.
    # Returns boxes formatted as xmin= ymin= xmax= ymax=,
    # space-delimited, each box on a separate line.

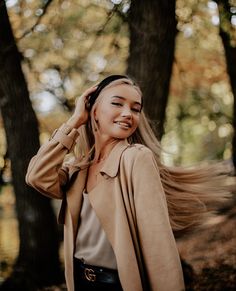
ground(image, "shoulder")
xmin=121 ymin=143 xmax=154 ymax=164
xmin=119 ymin=143 xmax=160 ymax=179
xmin=124 ymin=143 xmax=153 ymax=155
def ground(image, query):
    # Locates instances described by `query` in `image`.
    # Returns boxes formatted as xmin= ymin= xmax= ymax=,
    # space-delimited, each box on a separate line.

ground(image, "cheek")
xmin=97 ymin=102 xmax=113 ymax=117
xmin=101 ymin=107 xmax=119 ymax=122
xmin=96 ymin=108 xmax=115 ymax=128
xmin=134 ymin=115 xmax=140 ymax=127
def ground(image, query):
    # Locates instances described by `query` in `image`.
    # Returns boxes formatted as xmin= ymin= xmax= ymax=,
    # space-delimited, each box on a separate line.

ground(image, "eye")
xmin=111 ymin=102 xmax=122 ymax=106
xmin=132 ymin=108 xmax=141 ymax=113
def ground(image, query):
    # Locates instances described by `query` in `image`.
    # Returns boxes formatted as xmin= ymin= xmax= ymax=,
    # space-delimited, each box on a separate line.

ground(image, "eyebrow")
xmin=111 ymin=95 xmax=142 ymax=106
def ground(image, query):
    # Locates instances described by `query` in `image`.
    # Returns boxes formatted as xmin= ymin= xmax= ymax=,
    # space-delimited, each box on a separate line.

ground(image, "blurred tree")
xmin=0 ymin=150 xmax=8 ymax=188
xmin=217 ymin=0 xmax=236 ymax=170
xmin=127 ymin=0 xmax=177 ymax=139
xmin=2 ymin=0 xmax=233 ymax=165
xmin=0 ymin=1 xmax=62 ymax=290
xmin=162 ymin=0 xmax=234 ymax=165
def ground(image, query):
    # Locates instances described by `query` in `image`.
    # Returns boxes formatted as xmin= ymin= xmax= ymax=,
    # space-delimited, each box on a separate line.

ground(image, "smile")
xmin=114 ymin=121 xmax=131 ymax=128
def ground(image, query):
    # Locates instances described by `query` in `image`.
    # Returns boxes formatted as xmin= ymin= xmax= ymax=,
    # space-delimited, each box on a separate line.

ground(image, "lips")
xmin=114 ymin=121 xmax=132 ymax=128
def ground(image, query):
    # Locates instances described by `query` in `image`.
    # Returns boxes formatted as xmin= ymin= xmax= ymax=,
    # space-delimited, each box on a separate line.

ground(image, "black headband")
xmin=87 ymin=75 xmax=129 ymax=110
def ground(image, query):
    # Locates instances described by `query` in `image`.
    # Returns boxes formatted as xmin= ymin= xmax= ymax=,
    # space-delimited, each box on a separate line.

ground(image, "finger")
xmin=79 ymin=87 xmax=97 ymax=108
xmin=75 ymin=85 xmax=98 ymax=106
xmin=82 ymin=85 xmax=98 ymax=97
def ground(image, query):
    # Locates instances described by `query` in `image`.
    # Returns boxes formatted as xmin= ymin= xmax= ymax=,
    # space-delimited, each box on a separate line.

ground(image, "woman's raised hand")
xmin=66 ymin=85 xmax=98 ymax=128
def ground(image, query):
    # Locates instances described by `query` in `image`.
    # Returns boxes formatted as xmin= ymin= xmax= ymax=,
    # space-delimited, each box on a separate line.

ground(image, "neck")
xmin=94 ymin=136 xmax=120 ymax=162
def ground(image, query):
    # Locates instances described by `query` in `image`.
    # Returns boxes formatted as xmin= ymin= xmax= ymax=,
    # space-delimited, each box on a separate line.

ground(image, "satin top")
xmin=74 ymin=191 xmax=117 ymax=269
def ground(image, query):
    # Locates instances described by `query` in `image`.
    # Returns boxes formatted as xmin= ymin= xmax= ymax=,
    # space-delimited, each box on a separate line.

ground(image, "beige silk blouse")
xmin=74 ymin=191 xmax=117 ymax=270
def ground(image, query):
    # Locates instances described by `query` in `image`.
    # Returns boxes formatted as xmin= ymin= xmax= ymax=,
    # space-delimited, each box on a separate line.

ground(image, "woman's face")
xmin=93 ymin=83 xmax=142 ymax=140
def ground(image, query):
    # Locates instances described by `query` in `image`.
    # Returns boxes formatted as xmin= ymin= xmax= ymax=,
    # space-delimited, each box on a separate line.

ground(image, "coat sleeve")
xmin=25 ymin=123 xmax=80 ymax=199
xmin=131 ymin=148 xmax=185 ymax=291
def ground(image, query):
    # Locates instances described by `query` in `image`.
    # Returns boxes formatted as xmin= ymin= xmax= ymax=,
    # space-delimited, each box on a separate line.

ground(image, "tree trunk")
xmin=217 ymin=1 xmax=236 ymax=171
xmin=0 ymin=1 xmax=62 ymax=290
xmin=221 ymin=33 xmax=236 ymax=170
xmin=127 ymin=0 xmax=177 ymax=139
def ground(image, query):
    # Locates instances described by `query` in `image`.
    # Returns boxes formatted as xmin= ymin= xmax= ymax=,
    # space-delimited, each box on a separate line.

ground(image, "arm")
xmin=26 ymin=85 xmax=98 ymax=199
xmin=132 ymin=148 xmax=185 ymax=291
xmin=26 ymin=123 xmax=80 ymax=199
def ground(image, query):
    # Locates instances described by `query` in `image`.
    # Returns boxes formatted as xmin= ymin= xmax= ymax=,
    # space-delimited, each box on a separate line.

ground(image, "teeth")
xmin=116 ymin=121 xmax=130 ymax=128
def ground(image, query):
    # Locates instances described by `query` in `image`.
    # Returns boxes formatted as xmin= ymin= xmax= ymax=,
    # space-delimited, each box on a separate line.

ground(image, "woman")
xmin=26 ymin=75 xmax=229 ymax=291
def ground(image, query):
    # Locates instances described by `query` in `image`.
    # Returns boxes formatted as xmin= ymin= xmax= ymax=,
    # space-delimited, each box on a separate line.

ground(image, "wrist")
xmin=66 ymin=116 xmax=84 ymax=128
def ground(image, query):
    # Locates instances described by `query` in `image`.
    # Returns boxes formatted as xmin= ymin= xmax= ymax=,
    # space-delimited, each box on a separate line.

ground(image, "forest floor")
xmin=178 ymin=203 xmax=236 ymax=291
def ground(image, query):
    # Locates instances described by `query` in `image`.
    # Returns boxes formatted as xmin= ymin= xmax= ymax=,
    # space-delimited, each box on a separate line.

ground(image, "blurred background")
xmin=0 ymin=0 xmax=235 ymax=290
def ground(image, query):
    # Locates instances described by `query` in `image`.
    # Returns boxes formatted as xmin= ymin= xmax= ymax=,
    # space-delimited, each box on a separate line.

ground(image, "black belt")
xmin=74 ymin=258 xmax=121 ymax=285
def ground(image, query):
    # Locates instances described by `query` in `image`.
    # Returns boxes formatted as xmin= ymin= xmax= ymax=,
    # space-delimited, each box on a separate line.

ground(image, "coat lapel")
xmin=100 ymin=139 xmax=129 ymax=178
xmin=67 ymin=167 xmax=88 ymax=240
xmin=88 ymin=177 xmax=143 ymax=291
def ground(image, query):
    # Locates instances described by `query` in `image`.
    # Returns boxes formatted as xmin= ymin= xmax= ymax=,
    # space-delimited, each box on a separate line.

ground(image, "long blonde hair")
xmin=74 ymin=76 xmax=232 ymax=236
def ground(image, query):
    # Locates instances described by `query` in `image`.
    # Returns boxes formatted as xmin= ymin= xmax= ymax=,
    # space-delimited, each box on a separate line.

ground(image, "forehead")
xmin=99 ymin=84 xmax=142 ymax=103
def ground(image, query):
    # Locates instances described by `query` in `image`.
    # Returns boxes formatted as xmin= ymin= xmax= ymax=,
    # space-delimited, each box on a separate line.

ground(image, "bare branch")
xmin=88 ymin=5 xmax=119 ymax=49
xmin=17 ymin=0 xmax=54 ymax=40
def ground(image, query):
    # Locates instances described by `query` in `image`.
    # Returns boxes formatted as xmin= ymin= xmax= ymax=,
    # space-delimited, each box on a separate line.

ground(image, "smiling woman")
xmin=25 ymin=75 xmax=230 ymax=291
xmin=89 ymin=83 xmax=142 ymax=142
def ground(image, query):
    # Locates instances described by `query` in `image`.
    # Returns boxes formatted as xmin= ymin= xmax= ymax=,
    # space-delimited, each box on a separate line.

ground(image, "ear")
xmin=93 ymin=108 xmax=98 ymax=122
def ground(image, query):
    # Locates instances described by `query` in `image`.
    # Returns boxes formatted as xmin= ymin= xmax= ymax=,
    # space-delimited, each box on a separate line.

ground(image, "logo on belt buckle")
xmin=84 ymin=268 xmax=96 ymax=282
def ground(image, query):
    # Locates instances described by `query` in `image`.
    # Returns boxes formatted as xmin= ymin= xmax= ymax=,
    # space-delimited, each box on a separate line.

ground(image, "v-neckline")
xmin=85 ymin=162 xmax=105 ymax=194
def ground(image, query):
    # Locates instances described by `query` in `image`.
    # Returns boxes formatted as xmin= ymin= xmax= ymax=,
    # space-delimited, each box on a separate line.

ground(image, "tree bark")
xmin=217 ymin=0 xmax=236 ymax=170
xmin=127 ymin=0 xmax=177 ymax=139
xmin=221 ymin=33 xmax=236 ymax=169
xmin=0 ymin=1 xmax=62 ymax=290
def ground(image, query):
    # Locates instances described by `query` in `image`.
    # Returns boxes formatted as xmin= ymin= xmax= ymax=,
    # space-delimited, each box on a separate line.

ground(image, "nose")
xmin=121 ymin=106 xmax=132 ymax=119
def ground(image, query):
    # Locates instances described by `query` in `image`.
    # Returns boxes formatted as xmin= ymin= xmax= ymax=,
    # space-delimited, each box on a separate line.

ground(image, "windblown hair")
xmin=74 ymin=76 xmax=232 ymax=236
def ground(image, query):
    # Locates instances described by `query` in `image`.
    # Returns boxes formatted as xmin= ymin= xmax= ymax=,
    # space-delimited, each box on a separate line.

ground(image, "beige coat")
xmin=26 ymin=124 xmax=185 ymax=291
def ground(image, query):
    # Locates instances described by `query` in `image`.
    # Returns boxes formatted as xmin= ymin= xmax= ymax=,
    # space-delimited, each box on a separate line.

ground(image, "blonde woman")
xmin=26 ymin=75 xmax=228 ymax=291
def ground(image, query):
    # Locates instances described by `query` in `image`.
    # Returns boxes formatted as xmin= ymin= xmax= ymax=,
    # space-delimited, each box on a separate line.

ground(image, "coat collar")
xmin=100 ymin=139 xmax=130 ymax=178
xmin=70 ymin=139 xmax=130 ymax=178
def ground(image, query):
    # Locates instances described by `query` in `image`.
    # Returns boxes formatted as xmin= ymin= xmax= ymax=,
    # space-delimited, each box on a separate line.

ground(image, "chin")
xmin=108 ymin=129 xmax=135 ymax=140
xmin=113 ymin=133 xmax=132 ymax=140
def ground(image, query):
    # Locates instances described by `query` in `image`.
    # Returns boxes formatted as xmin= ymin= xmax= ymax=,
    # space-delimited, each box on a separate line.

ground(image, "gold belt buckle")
xmin=84 ymin=268 xmax=96 ymax=282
